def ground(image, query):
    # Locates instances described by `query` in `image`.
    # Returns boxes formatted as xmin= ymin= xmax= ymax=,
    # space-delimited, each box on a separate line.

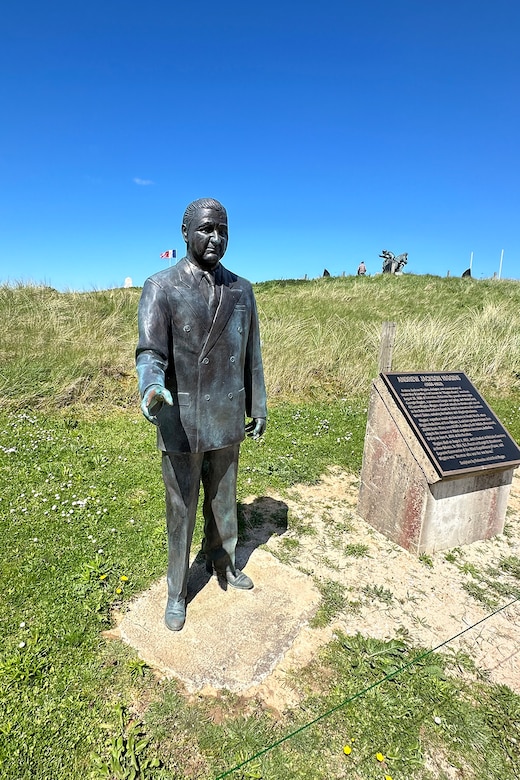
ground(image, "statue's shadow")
xmin=186 ymin=496 xmax=288 ymax=604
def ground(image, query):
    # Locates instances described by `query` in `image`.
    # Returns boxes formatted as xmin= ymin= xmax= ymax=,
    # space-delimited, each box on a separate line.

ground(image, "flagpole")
xmin=498 ymin=249 xmax=504 ymax=280
xmin=469 ymin=251 xmax=473 ymax=275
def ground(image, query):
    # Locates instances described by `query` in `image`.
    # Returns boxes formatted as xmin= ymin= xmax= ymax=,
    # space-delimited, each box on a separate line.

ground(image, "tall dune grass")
xmin=0 ymin=284 xmax=140 ymax=410
xmin=256 ymin=275 xmax=520 ymax=401
xmin=1 ymin=274 xmax=519 ymax=411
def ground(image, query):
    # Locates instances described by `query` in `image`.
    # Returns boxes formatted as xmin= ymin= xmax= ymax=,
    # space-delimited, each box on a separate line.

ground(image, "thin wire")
xmin=215 ymin=596 xmax=519 ymax=779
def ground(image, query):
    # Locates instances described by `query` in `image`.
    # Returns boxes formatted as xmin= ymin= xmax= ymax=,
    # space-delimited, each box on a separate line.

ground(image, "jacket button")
xmin=237 ymin=326 xmax=242 ymax=333
xmin=205 ymin=394 xmax=210 ymax=401
xmin=228 ymin=393 xmax=233 ymax=399
xmin=183 ymin=325 xmax=191 ymax=332
xmin=230 ymin=356 xmax=235 ymax=363
xmin=202 ymin=357 xmax=209 ymax=364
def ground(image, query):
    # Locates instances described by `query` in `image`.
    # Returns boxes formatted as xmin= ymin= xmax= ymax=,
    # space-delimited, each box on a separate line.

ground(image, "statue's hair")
xmin=182 ymin=198 xmax=227 ymax=232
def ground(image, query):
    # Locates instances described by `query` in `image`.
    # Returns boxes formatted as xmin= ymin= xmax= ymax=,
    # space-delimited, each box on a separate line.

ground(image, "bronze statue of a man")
xmin=136 ymin=198 xmax=267 ymax=631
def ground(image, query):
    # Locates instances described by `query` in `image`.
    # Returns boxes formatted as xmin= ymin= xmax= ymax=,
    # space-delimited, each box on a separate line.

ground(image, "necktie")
xmin=203 ymin=271 xmax=218 ymax=318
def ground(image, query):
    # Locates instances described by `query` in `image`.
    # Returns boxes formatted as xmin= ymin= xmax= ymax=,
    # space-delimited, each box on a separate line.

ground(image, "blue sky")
xmin=1 ymin=0 xmax=519 ymax=289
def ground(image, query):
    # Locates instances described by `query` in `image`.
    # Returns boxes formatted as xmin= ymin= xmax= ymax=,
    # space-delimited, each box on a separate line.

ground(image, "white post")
xmin=498 ymin=249 xmax=504 ymax=280
xmin=469 ymin=251 xmax=473 ymax=274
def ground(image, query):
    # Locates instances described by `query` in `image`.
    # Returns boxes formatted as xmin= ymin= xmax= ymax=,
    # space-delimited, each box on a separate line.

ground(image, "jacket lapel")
xmin=175 ymin=259 xmax=212 ymax=328
xmin=201 ymin=284 xmax=243 ymax=357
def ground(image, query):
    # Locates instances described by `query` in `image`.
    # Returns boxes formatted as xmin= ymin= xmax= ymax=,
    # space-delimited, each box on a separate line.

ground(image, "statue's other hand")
xmin=246 ymin=417 xmax=266 ymax=440
xmin=141 ymin=385 xmax=173 ymax=423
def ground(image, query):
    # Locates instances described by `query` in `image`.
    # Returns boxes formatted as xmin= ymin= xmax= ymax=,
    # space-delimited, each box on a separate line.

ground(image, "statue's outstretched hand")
xmin=245 ymin=417 xmax=266 ymax=440
xmin=141 ymin=385 xmax=173 ymax=423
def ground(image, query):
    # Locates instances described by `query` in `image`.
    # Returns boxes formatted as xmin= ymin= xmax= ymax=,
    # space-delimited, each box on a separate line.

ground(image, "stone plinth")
xmin=357 ymin=377 xmax=514 ymax=553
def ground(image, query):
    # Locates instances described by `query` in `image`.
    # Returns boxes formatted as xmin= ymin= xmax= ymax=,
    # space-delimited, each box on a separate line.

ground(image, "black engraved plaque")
xmin=381 ymin=371 xmax=520 ymax=477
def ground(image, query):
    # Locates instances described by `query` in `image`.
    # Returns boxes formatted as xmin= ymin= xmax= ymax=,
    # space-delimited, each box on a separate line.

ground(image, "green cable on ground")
xmin=215 ymin=596 xmax=519 ymax=779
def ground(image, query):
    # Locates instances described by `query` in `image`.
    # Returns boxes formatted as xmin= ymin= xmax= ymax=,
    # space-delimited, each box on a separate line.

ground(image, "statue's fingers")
xmin=161 ymin=388 xmax=174 ymax=406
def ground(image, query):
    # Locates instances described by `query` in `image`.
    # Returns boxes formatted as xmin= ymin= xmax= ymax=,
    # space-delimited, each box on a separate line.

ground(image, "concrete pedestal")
xmin=357 ymin=377 xmax=514 ymax=553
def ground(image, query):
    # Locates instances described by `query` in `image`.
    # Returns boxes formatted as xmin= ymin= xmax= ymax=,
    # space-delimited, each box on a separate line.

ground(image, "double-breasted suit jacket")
xmin=136 ymin=257 xmax=267 ymax=453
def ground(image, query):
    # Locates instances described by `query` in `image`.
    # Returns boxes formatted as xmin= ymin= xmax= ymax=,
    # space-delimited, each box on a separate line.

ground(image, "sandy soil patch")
xmin=242 ymin=466 xmax=520 ymax=711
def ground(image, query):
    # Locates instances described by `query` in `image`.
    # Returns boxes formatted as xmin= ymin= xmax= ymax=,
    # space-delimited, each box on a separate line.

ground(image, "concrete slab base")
xmin=112 ymin=548 xmax=320 ymax=693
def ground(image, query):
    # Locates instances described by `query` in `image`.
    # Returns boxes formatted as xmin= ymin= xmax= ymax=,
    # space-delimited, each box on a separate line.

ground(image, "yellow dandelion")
xmin=376 ymin=752 xmax=385 ymax=762
xmin=99 ymin=574 xmax=108 ymax=580
xmin=385 ymin=775 xmax=393 ymax=780
xmin=120 ymin=575 xmax=129 ymax=582
xmin=116 ymin=587 xmax=122 ymax=594
xmin=343 ymin=745 xmax=352 ymax=755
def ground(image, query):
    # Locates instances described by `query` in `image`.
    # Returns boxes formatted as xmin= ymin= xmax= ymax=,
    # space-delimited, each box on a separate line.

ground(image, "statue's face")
xmin=182 ymin=207 xmax=228 ymax=270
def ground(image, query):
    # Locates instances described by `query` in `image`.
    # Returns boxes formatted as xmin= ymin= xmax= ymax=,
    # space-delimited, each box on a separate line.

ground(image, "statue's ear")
xmin=181 ymin=223 xmax=188 ymax=243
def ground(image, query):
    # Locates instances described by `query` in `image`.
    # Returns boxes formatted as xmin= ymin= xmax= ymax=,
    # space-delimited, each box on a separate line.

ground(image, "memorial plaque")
xmin=381 ymin=371 xmax=520 ymax=477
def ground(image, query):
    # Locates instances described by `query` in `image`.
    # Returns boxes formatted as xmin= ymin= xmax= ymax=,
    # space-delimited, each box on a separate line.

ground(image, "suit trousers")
xmin=161 ymin=444 xmax=240 ymax=603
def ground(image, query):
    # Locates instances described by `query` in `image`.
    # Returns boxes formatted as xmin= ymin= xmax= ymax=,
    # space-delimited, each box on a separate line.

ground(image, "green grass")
xmin=419 ymin=553 xmax=435 ymax=568
xmin=256 ymin=274 xmax=520 ymax=401
xmin=2 ymin=274 xmax=520 ymax=410
xmin=0 ymin=407 xmax=370 ymax=778
xmin=0 ymin=284 xmax=139 ymax=411
xmin=139 ymin=632 xmax=520 ymax=780
xmin=361 ymin=583 xmax=394 ymax=604
xmin=1 ymin=278 xmax=520 ymax=778
xmin=0 ymin=413 xmax=165 ymax=777
xmin=6 ymin=409 xmax=519 ymax=778
xmin=457 ymin=556 xmax=520 ymax=610
xmin=344 ymin=542 xmax=370 ymax=558
xmin=310 ymin=580 xmax=348 ymax=628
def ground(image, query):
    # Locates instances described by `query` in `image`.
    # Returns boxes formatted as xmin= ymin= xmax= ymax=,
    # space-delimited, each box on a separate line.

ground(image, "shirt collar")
xmin=187 ymin=259 xmax=221 ymax=285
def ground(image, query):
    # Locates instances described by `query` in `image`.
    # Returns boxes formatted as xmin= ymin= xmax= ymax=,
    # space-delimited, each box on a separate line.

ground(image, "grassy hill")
xmin=1 ymin=275 xmax=520 ymax=780
xmin=2 ymin=273 xmax=520 ymax=412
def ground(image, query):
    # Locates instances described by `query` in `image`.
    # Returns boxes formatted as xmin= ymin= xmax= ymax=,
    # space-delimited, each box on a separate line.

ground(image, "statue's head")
xmin=181 ymin=198 xmax=228 ymax=270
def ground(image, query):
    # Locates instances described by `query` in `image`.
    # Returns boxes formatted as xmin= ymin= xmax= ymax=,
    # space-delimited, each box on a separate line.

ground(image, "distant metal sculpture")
xmin=380 ymin=250 xmax=408 ymax=275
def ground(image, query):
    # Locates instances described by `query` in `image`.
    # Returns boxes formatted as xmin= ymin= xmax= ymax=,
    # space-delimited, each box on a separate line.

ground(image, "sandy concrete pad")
xmin=114 ymin=548 xmax=320 ymax=693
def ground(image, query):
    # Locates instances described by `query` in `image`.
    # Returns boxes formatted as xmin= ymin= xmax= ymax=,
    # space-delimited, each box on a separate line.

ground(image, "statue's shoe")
xmin=222 ymin=568 xmax=254 ymax=590
xmin=164 ymin=598 xmax=186 ymax=631
xmin=205 ymin=559 xmax=254 ymax=590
